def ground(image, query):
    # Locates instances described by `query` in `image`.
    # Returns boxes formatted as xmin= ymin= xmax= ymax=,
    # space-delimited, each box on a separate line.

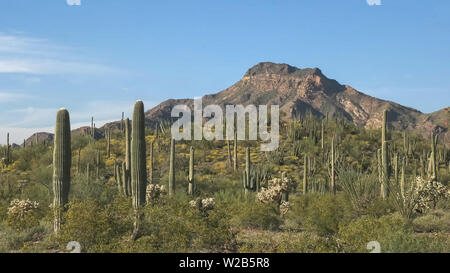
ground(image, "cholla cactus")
xmin=279 ymin=201 xmax=291 ymax=216
xmin=257 ymin=176 xmax=296 ymax=205
xmin=189 ymin=197 xmax=216 ymax=216
xmin=393 ymin=176 xmax=449 ymax=218
xmin=6 ymin=199 xmax=40 ymax=230
xmin=414 ymin=177 xmax=449 ymax=212
xmin=145 ymin=184 xmax=167 ymax=204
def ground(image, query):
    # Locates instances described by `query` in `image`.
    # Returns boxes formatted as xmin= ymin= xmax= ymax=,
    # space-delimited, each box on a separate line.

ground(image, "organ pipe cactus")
xmin=52 ymin=108 xmax=71 ymax=234
xmin=188 ymin=146 xmax=195 ymax=195
xmin=169 ymin=138 xmax=175 ymax=196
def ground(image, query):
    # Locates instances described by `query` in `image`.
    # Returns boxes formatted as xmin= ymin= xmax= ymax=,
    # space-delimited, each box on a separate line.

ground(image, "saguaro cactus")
xmin=121 ymin=112 xmax=124 ymax=133
xmin=91 ymin=117 xmax=94 ymax=138
xmin=400 ymin=157 xmax=406 ymax=197
xmin=124 ymin=118 xmax=131 ymax=196
xmin=122 ymin=162 xmax=128 ymax=195
xmin=76 ymin=148 xmax=81 ymax=176
xmin=106 ymin=128 xmax=111 ymax=159
xmin=96 ymin=150 xmax=100 ymax=178
xmin=330 ymin=138 xmax=335 ymax=195
xmin=5 ymin=133 xmax=10 ymax=166
xmin=148 ymin=141 xmax=154 ymax=185
xmin=381 ymin=109 xmax=390 ymax=199
xmin=52 ymin=108 xmax=71 ymax=234
xmin=242 ymin=147 xmax=257 ymax=195
xmin=321 ymin=119 xmax=324 ymax=150
xmin=86 ymin=163 xmax=90 ymax=181
xmin=227 ymin=140 xmax=232 ymax=168
xmin=430 ymin=133 xmax=437 ymax=181
xmin=393 ymin=153 xmax=399 ymax=185
xmin=303 ymin=154 xmax=308 ymax=194
xmin=233 ymin=129 xmax=238 ymax=171
xmin=188 ymin=146 xmax=195 ymax=195
xmin=377 ymin=149 xmax=382 ymax=185
xmin=130 ymin=100 xmax=147 ymax=240
xmin=131 ymin=101 xmax=147 ymax=209
xmin=169 ymin=138 xmax=175 ymax=196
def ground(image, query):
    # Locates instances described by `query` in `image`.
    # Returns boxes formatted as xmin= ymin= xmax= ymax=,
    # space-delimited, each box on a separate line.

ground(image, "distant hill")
xmin=114 ymin=62 xmax=448 ymax=141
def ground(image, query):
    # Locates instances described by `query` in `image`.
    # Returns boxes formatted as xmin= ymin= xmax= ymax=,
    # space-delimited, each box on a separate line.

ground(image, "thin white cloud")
xmin=366 ymin=0 xmax=382 ymax=6
xmin=0 ymin=59 xmax=118 ymax=75
xmin=0 ymin=92 xmax=32 ymax=102
xmin=0 ymin=33 xmax=119 ymax=75
xmin=67 ymin=0 xmax=81 ymax=6
xmin=0 ymin=101 xmax=156 ymax=132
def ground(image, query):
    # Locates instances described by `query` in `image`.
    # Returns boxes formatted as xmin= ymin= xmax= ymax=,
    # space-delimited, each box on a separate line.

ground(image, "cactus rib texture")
xmin=131 ymin=101 xmax=147 ymax=209
xmin=52 ymin=108 xmax=71 ymax=234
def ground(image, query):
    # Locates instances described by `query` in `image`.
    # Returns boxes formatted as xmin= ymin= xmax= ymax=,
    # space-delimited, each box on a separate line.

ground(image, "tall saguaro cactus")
xmin=430 ymin=132 xmax=437 ymax=181
xmin=233 ymin=129 xmax=238 ymax=171
xmin=243 ymin=147 xmax=252 ymax=195
xmin=130 ymin=101 xmax=147 ymax=240
xmin=148 ymin=141 xmax=154 ymax=185
xmin=5 ymin=133 xmax=10 ymax=166
xmin=330 ymin=138 xmax=335 ymax=195
xmin=188 ymin=146 xmax=195 ymax=195
xmin=169 ymin=138 xmax=175 ymax=196
xmin=400 ymin=157 xmax=406 ymax=197
xmin=321 ymin=119 xmax=324 ymax=150
xmin=52 ymin=108 xmax=71 ymax=234
xmin=124 ymin=118 xmax=131 ymax=196
xmin=381 ymin=109 xmax=390 ymax=199
xmin=131 ymin=101 xmax=147 ymax=209
xmin=303 ymin=154 xmax=308 ymax=194
xmin=106 ymin=128 xmax=111 ymax=159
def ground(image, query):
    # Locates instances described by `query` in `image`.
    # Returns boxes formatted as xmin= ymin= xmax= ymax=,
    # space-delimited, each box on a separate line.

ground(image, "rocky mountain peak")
xmin=243 ymin=62 xmax=323 ymax=78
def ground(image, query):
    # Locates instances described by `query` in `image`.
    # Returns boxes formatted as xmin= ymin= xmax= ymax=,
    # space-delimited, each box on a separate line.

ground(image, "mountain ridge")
xmin=20 ymin=62 xmax=449 ymax=144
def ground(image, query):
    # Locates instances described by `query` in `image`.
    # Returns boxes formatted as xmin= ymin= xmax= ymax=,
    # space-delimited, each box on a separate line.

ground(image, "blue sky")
xmin=0 ymin=0 xmax=449 ymax=144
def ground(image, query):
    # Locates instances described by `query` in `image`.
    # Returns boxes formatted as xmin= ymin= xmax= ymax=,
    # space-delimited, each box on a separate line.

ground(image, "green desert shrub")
xmin=238 ymin=231 xmax=337 ymax=253
xmin=0 ymin=223 xmax=51 ymax=253
xmin=121 ymin=198 xmax=236 ymax=253
xmin=231 ymin=200 xmax=281 ymax=231
xmin=56 ymin=197 xmax=132 ymax=252
xmin=336 ymin=213 xmax=449 ymax=253
xmin=289 ymin=193 xmax=353 ymax=236
xmin=412 ymin=209 xmax=450 ymax=233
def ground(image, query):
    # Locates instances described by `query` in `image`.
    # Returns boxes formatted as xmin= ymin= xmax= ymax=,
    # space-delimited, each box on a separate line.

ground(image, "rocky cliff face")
xmin=138 ymin=62 xmax=448 ymax=141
